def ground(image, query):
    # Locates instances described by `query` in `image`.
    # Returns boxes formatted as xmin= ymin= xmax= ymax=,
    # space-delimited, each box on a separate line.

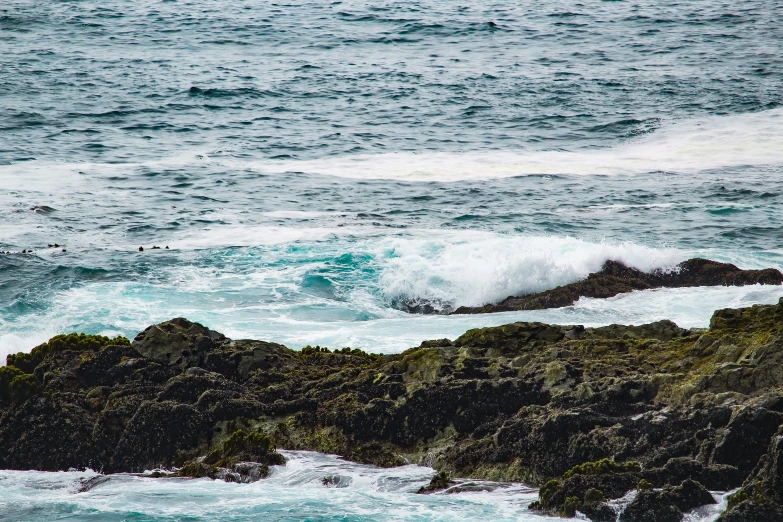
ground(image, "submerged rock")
xmin=452 ymin=258 xmax=783 ymax=314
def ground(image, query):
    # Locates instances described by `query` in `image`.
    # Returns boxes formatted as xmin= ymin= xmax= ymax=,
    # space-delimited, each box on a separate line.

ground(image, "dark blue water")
xmin=2 ymin=0 xmax=782 ymax=163
xmin=2 ymin=0 xmax=783 ymax=357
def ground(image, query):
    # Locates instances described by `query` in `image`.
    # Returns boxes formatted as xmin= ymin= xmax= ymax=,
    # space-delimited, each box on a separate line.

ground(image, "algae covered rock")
xmin=6 ymin=303 xmax=783 ymax=516
xmin=204 ymin=427 xmax=285 ymax=467
xmin=7 ymin=332 xmax=130 ymax=373
xmin=176 ymin=427 xmax=286 ymax=483
xmin=563 ymin=458 xmax=641 ymax=480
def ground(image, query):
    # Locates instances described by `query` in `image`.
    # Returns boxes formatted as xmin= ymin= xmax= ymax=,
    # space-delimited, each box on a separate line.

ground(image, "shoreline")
xmin=3 ymin=303 xmax=783 ymax=519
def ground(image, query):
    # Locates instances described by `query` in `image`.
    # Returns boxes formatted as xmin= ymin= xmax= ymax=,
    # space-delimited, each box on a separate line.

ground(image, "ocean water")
xmin=0 ymin=451 xmax=732 ymax=522
xmin=1 ymin=1 xmax=782 ymax=519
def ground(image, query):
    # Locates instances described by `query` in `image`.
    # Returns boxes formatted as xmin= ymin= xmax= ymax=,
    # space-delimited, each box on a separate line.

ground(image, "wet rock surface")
xmin=452 ymin=258 xmax=783 ymax=314
xmin=4 ymin=304 xmax=783 ymax=517
xmin=619 ymin=479 xmax=715 ymax=522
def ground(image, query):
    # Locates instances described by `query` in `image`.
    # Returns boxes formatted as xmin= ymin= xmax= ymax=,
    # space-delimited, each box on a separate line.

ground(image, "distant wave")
xmin=3 ymin=108 xmax=783 ymax=184
xmin=253 ymin=108 xmax=783 ymax=181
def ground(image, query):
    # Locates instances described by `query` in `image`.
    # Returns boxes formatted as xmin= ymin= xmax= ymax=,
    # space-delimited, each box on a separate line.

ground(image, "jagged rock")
xmin=716 ymin=500 xmax=783 ymax=522
xmin=2 ymin=303 xmax=783 ymax=515
xmin=132 ymin=318 xmax=226 ymax=369
xmin=111 ymin=400 xmax=207 ymax=472
xmin=157 ymin=368 xmax=241 ymax=404
xmin=619 ymin=479 xmax=715 ymax=522
xmin=645 ymin=457 xmax=742 ymax=491
xmin=744 ymin=426 xmax=783 ymax=504
xmin=712 ymin=406 xmax=783 ymax=475
xmin=0 ymin=395 xmax=97 ymax=471
xmin=578 ymin=501 xmax=617 ymax=522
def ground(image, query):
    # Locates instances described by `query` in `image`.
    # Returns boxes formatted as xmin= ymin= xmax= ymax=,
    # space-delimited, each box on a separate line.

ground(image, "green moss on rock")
xmin=8 ymin=373 xmax=42 ymax=403
xmin=539 ymin=479 xmax=562 ymax=508
xmin=417 ymin=470 xmax=456 ymax=493
xmin=584 ymin=487 xmax=605 ymax=503
xmin=7 ymin=332 xmax=130 ymax=372
xmin=177 ymin=461 xmax=219 ymax=479
xmin=637 ymin=478 xmax=654 ymax=491
xmin=204 ymin=428 xmax=285 ymax=467
xmin=563 ymin=458 xmax=641 ymax=480
xmin=0 ymin=366 xmax=25 ymax=402
xmin=561 ymin=496 xmax=581 ymax=517
xmin=726 ymin=485 xmax=770 ymax=511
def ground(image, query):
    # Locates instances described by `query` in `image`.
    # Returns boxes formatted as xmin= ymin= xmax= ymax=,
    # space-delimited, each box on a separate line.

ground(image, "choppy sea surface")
xmin=1 ymin=1 xmax=782 ymax=519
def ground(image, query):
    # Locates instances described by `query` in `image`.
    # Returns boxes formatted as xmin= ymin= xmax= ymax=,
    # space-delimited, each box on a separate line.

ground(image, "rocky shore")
xmin=5 ymin=301 xmax=783 ymax=520
xmin=451 ymin=258 xmax=783 ymax=314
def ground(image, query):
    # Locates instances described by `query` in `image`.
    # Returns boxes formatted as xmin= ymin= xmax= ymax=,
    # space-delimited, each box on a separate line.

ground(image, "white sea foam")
xmin=247 ymin=108 xmax=783 ymax=181
xmin=166 ymin=225 xmax=359 ymax=249
xmin=2 ymin=229 xmax=781 ymax=359
xmin=0 ymin=452 xmax=545 ymax=521
xmin=2 ymin=108 xmax=782 ymax=185
xmin=149 ymin=228 xmax=692 ymax=307
xmin=263 ymin=210 xmax=340 ymax=219
xmin=0 ymin=332 xmax=53 ymax=366
xmin=374 ymin=231 xmax=685 ymax=309
xmin=2 ymin=281 xmax=781 ymax=360
xmin=0 ymin=451 xmax=729 ymax=521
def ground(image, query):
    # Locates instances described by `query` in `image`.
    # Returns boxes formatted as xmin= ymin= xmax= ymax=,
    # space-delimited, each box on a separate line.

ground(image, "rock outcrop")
xmin=5 ymin=302 xmax=783 ymax=518
xmin=452 ymin=258 xmax=783 ymax=314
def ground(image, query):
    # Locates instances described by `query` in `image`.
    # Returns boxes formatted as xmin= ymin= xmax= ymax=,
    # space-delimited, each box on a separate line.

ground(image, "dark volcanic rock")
xmin=453 ymin=258 xmax=783 ymax=314
xmin=0 ymin=395 xmax=97 ymax=471
xmin=4 ymin=301 xmax=783 ymax=514
xmin=578 ymin=501 xmax=617 ymax=522
xmin=717 ymin=501 xmax=783 ymax=522
xmin=645 ymin=457 xmax=742 ymax=491
xmin=132 ymin=318 xmax=227 ymax=369
xmin=619 ymin=479 xmax=715 ymax=522
xmin=111 ymin=400 xmax=207 ymax=472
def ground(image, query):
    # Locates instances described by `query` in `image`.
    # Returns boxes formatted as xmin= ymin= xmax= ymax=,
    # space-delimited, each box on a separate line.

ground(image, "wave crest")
xmin=376 ymin=233 xmax=684 ymax=310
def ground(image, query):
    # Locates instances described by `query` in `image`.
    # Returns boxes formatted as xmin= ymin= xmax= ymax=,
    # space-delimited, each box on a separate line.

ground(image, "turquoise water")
xmin=1 ymin=1 xmax=782 ymax=518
